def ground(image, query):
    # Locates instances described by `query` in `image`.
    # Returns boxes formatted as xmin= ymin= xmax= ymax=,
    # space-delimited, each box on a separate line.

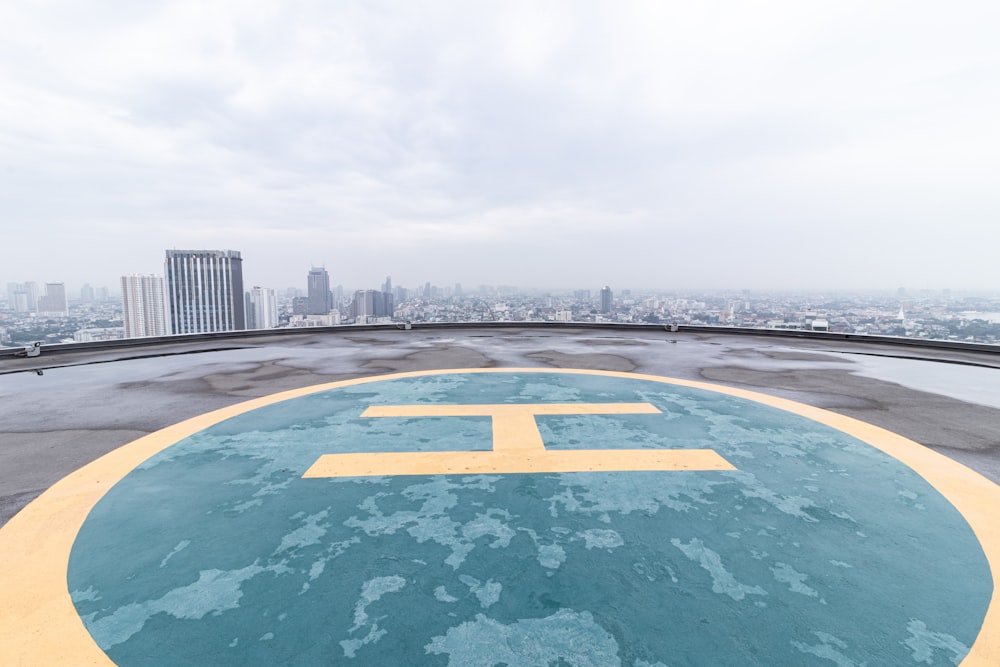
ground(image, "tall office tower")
xmin=165 ymin=250 xmax=245 ymax=334
xmin=120 ymin=274 xmax=168 ymax=338
xmin=351 ymin=290 xmax=378 ymax=322
xmin=307 ymin=267 xmax=332 ymax=315
xmin=600 ymin=286 xmax=613 ymax=314
xmin=376 ymin=291 xmax=394 ymax=318
xmin=382 ymin=276 xmax=392 ymax=294
xmin=80 ymin=283 xmax=95 ymax=303
xmin=247 ymin=286 xmax=278 ymax=330
xmin=37 ymin=283 xmax=68 ymax=316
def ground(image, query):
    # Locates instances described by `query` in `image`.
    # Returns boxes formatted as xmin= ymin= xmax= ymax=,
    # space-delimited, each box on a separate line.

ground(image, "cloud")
xmin=1 ymin=1 xmax=998 ymax=291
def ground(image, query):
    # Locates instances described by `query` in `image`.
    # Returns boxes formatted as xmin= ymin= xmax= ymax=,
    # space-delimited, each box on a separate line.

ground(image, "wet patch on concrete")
xmin=761 ymin=350 xmax=852 ymax=363
xmin=577 ymin=337 xmax=653 ymax=347
xmin=526 ymin=350 xmax=637 ymax=372
xmin=344 ymin=336 xmax=407 ymax=346
xmin=201 ymin=361 xmax=318 ymax=397
xmin=0 ymin=428 xmax=149 ymax=524
xmin=363 ymin=345 xmax=496 ymax=373
xmin=700 ymin=367 xmax=877 ymax=400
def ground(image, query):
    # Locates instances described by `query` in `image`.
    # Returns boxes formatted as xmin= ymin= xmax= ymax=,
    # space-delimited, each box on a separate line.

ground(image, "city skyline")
xmin=5 ymin=269 xmax=999 ymax=306
xmin=1 ymin=3 xmax=998 ymax=292
xmin=4 ymin=275 xmax=1000 ymax=349
xmin=3 ymin=246 xmax=1000 ymax=347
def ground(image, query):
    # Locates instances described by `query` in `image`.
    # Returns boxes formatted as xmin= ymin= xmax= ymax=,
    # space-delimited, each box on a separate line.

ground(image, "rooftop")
xmin=1 ymin=325 xmax=998 ymax=665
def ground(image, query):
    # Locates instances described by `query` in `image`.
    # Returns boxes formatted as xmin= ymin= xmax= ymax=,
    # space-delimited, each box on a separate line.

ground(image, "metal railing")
xmin=2 ymin=321 xmax=999 ymax=360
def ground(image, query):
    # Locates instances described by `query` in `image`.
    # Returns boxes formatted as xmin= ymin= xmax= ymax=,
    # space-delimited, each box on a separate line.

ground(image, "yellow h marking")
xmin=302 ymin=403 xmax=735 ymax=478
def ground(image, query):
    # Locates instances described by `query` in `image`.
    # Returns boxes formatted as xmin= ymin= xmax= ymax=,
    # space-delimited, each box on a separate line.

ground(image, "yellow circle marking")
xmin=0 ymin=368 xmax=997 ymax=666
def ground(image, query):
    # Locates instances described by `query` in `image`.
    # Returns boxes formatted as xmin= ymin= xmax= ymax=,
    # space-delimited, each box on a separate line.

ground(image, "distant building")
xmin=600 ymin=286 xmax=613 ymax=314
xmin=332 ymin=285 xmax=344 ymax=312
xmin=350 ymin=289 xmax=395 ymax=323
xmin=80 ymin=284 xmax=95 ymax=303
xmin=307 ymin=267 xmax=333 ymax=315
xmin=247 ymin=286 xmax=278 ymax=330
xmin=6 ymin=282 xmax=39 ymax=313
xmin=165 ymin=250 xmax=246 ymax=334
xmin=37 ymin=283 xmax=68 ymax=316
xmin=290 ymin=312 xmax=341 ymax=327
xmin=121 ymin=274 xmax=168 ymax=338
xmin=377 ymin=291 xmax=394 ymax=319
xmin=73 ymin=327 xmax=126 ymax=343
xmin=351 ymin=290 xmax=378 ymax=322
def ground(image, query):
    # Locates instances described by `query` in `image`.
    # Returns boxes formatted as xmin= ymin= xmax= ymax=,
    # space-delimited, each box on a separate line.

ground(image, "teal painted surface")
xmin=69 ymin=373 xmax=991 ymax=665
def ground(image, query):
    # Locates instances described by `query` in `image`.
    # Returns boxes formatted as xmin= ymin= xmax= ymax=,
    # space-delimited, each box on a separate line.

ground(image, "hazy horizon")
xmin=2 ymin=2 xmax=998 ymax=292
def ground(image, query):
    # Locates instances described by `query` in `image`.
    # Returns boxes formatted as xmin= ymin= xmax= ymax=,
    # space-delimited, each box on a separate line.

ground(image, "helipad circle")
xmin=1 ymin=369 xmax=997 ymax=665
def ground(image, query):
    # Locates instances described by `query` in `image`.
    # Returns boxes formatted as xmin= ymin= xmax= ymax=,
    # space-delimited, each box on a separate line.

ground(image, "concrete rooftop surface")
xmin=0 ymin=326 xmax=998 ymax=666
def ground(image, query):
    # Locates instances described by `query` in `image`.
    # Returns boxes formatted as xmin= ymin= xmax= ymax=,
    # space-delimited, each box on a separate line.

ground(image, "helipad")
xmin=2 ymin=365 xmax=997 ymax=666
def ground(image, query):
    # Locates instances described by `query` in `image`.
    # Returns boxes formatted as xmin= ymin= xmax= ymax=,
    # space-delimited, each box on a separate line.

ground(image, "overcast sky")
xmin=1 ymin=1 xmax=998 ymax=294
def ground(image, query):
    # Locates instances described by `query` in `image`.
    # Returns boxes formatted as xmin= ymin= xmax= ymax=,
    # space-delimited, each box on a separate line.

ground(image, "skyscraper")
xmin=6 ymin=282 xmax=39 ymax=313
xmin=165 ymin=250 xmax=245 ymax=334
xmin=351 ymin=289 xmax=378 ymax=322
xmin=307 ymin=267 xmax=332 ymax=315
xmin=600 ymin=286 xmax=613 ymax=314
xmin=121 ymin=274 xmax=168 ymax=338
xmin=37 ymin=283 xmax=68 ymax=316
xmin=247 ymin=286 xmax=278 ymax=330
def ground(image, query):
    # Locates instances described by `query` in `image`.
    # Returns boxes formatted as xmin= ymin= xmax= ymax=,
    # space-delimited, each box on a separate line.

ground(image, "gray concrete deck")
xmin=2 ymin=326 xmax=998 ymax=527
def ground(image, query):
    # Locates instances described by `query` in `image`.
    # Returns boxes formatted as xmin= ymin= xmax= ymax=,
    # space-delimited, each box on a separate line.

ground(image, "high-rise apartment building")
xmin=307 ymin=267 xmax=332 ymax=315
xmin=165 ymin=250 xmax=245 ymax=334
xmin=37 ymin=283 xmax=68 ymax=316
xmin=246 ymin=286 xmax=278 ymax=330
xmin=351 ymin=288 xmax=394 ymax=322
xmin=121 ymin=274 xmax=168 ymax=338
xmin=351 ymin=289 xmax=378 ymax=322
xmin=6 ymin=282 xmax=39 ymax=313
xmin=600 ymin=286 xmax=613 ymax=314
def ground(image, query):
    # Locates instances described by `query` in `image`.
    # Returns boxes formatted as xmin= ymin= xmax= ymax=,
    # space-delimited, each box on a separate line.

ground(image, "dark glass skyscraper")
xmin=165 ymin=250 xmax=245 ymax=334
xmin=307 ymin=267 xmax=332 ymax=315
xmin=600 ymin=286 xmax=613 ymax=314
